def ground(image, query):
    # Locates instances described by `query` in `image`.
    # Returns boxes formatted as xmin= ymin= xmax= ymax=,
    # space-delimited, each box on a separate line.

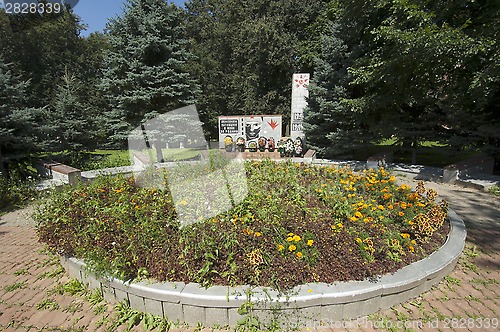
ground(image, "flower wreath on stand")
xmin=258 ymin=137 xmax=267 ymax=152
xmin=236 ymin=137 xmax=246 ymax=152
xmin=277 ymin=139 xmax=286 ymax=157
xmin=268 ymin=137 xmax=275 ymax=152
xmin=248 ymin=141 xmax=258 ymax=152
xmin=224 ymin=135 xmax=234 ymax=152
xmin=294 ymin=137 xmax=303 ymax=157
xmin=284 ymin=138 xmax=294 ymax=157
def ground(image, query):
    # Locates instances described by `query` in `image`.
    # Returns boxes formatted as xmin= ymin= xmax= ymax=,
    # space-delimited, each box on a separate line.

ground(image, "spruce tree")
xmin=303 ymin=22 xmax=371 ymax=158
xmin=0 ymin=57 xmax=44 ymax=178
xmin=50 ymin=69 xmax=97 ymax=153
xmin=100 ymin=0 xmax=200 ymax=147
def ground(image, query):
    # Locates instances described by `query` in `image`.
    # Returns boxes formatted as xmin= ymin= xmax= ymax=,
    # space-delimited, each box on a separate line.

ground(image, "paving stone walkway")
xmin=0 ymin=177 xmax=498 ymax=331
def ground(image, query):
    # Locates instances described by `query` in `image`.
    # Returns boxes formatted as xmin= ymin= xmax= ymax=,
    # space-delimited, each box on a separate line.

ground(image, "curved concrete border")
xmin=60 ymin=210 xmax=465 ymax=328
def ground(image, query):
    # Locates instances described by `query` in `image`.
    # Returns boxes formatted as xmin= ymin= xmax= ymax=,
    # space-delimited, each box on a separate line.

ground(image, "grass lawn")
xmin=352 ymin=140 xmax=480 ymax=169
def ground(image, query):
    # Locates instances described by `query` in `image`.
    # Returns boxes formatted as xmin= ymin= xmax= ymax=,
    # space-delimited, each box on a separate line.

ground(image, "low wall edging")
xmin=59 ymin=210 xmax=466 ymax=327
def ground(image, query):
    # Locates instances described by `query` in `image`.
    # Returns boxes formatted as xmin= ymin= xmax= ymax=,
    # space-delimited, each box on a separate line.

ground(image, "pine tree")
xmin=100 ymin=0 xmax=200 ymax=147
xmin=303 ymin=22 xmax=372 ymax=158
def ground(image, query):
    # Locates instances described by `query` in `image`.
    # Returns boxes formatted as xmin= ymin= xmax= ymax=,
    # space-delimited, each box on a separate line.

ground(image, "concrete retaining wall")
xmin=59 ymin=210 xmax=465 ymax=328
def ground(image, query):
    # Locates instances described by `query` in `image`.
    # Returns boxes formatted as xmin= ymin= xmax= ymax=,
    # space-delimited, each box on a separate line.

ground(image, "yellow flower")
xmin=355 ymin=211 xmax=363 ymax=218
xmin=401 ymin=233 xmax=410 ymax=239
xmin=349 ymin=217 xmax=358 ymax=222
xmin=289 ymin=244 xmax=297 ymax=252
xmin=399 ymin=211 xmax=405 ymax=217
xmin=278 ymin=244 xmax=284 ymax=251
xmin=287 ymin=236 xmax=293 ymax=242
xmin=296 ymin=252 xmax=303 ymax=258
xmin=114 ymin=188 xmax=124 ymax=193
xmin=378 ymin=205 xmax=385 ymax=211
xmin=288 ymin=232 xmax=294 ymax=237
xmin=337 ymin=222 xmax=343 ymax=228
xmin=293 ymin=235 xmax=301 ymax=242
xmin=307 ymin=240 xmax=314 ymax=246
xmin=411 ymin=240 xmax=416 ymax=245
xmin=255 ymin=232 xmax=262 ymax=237
xmin=356 ymin=238 xmax=362 ymax=243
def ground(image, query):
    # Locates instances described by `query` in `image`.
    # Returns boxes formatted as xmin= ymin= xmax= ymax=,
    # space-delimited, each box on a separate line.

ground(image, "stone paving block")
xmin=181 ymin=283 xmax=232 ymax=308
xmin=205 ymin=307 xmax=228 ymax=327
xmin=163 ymin=301 xmax=184 ymax=323
xmin=379 ymin=290 xmax=414 ymax=310
xmin=102 ymin=283 xmax=116 ymax=303
xmin=228 ymin=307 xmax=244 ymax=326
xmin=293 ymin=305 xmax=322 ymax=323
xmin=128 ymin=293 xmax=146 ymax=312
xmin=81 ymin=270 xmax=102 ymax=291
xmin=379 ymin=264 xmax=427 ymax=295
xmin=320 ymin=281 xmax=383 ymax=306
xmin=320 ymin=304 xmax=343 ymax=322
xmin=182 ymin=304 xmax=205 ymax=326
xmin=286 ymin=283 xmax=324 ymax=308
xmin=144 ymin=298 xmax=164 ymax=317
xmin=342 ymin=296 xmax=382 ymax=320
xmin=67 ymin=258 xmax=84 ymax=279
xmin=114 ymin=288 xmax=129 ymax=304
xmin=129 ymin=280 xmax=185 ymax=304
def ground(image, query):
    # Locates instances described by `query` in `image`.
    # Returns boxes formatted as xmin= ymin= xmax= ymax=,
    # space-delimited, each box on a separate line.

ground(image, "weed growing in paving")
xmin=36 ymin=298 xmax=60 ymax=311
xmin=36 ymin=159 xmax=450 ymax=291
xmin=13 ymin=268 xmax=30 ymax=276
xmin=4 ymin=281 xmax=27 ymax=292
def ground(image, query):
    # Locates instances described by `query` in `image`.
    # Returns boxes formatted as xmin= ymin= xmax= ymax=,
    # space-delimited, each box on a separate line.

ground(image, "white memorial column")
xmin=290 ymin=73 xmax=309 ymax=141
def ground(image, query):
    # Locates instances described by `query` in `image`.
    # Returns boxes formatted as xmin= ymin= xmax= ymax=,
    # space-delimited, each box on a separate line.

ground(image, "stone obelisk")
xmin=290 ymin=73 xmax=309 ymax=141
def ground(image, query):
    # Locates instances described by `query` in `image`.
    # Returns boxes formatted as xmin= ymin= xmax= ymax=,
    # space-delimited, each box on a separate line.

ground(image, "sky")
xmin=74 ymin=0 xmax=186 ymax=37
xmin=0 ymin=0 xmax=186 ymax=37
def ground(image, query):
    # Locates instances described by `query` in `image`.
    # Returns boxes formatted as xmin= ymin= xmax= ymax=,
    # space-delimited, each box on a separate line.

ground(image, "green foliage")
xmin=303 ymin=21 xmax=373 ymax=158
xmin=0 ymin=175 xmax=39 ymax=212
xmin=4 ymin=281 xmax=27 ymax=292
xmin=100 ymin=0 xmax=200 ymax=146
xmin=488 ymin=185 xmax=500 ymax=196
xmin=314 ymin=0 xmax=500 ymax=155
xmin=186 ymin=0 xmax=329 ymax=138
xmin=36 ymin=298 xmax=60 ymax=311
xmin=50 ymin=69 xmax=98 ymax=152
xmin=36 ymin=160 xmax=449 ymax=291
xmin=0 ymin=8 xmax=109 ymax=171
xmin=108 ymin=301 xmax=171 ymax=332
xmin=0 ymin=57 xmax=46 ymax=177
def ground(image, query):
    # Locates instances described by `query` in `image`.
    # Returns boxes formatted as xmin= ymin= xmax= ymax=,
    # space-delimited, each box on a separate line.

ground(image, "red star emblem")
xmin=268 ymin=119 xmax=279 ymax=130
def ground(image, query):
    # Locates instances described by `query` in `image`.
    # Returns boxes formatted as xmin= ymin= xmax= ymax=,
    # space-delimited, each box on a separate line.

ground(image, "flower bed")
xmin=36 ymin=159 xmax=449 ymax=291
